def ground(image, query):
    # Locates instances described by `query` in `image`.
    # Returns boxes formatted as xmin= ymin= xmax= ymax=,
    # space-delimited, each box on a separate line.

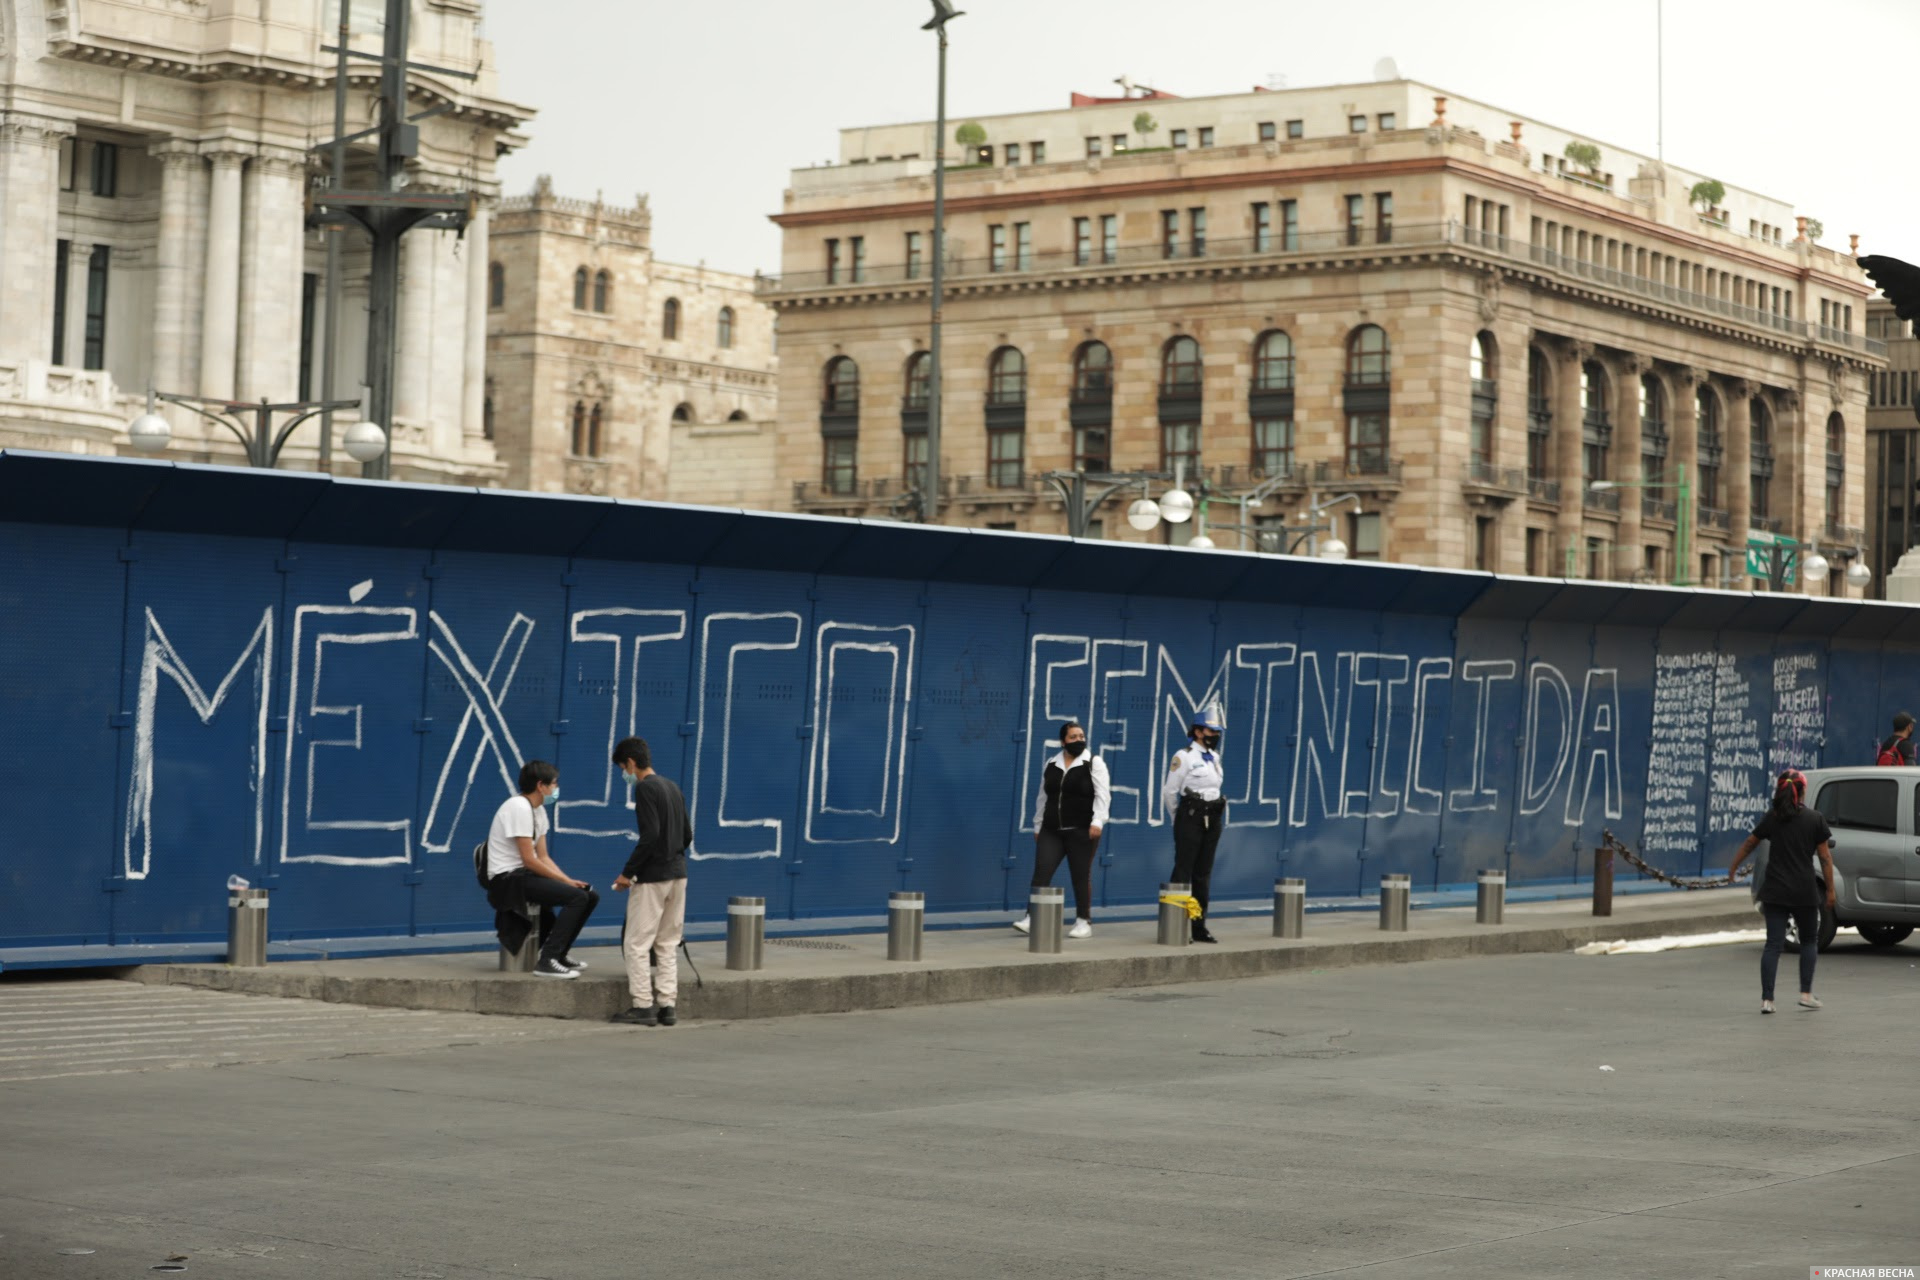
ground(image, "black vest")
xmin=1042 ymin=757 xmax=1097 ymax=830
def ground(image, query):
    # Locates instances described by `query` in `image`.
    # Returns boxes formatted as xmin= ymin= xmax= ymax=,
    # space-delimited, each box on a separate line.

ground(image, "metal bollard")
xmin=226 ymin=887 xmax=269 ymax=967
xmin=887 ymin=891 xmax=924 ymax=961
xmin=1476 ymin=869 xmax=1506 ymax=925
xmin=1273 ymin=878 xmax=1306 ymax=939
xmin=726 ymin=896 xmax=765 ymax=971
xmin=1028 ymin=886 xmax=1064 ymax=954
xmin=1157 ymin=881 xmax=1193 ymax=947
xmin=498 ymin=911 xmax=538 ymax=973
xmin=1378 ymin=873 xmax=1411 ymax=932
xmin=1592 ymin=843 xmax=1614 ymax=917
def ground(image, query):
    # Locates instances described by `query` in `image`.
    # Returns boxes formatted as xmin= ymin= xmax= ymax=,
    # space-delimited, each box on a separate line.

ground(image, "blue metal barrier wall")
xmin=3 ymin=451 xmax=1916 ymax=952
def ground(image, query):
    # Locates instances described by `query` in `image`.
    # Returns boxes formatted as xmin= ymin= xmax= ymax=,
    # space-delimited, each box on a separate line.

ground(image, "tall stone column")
xmin=1611 ymin=354 xmax=1646 ymax=581
xmin=62 ymin=239 xmax=92 ymax=366
xmin=236 ymin=146 xmax=307 ymax=402
xmin=1494 ymin=321 xmax=1533 ymax=575
xmin=1668 ymin=365 xmax=1701 ymax=585
xmin=198 ymin=149 xmax=247 ymax=399
xmin=462 ymin=205 xmax=490 ymax=440
xmin=1724 ymin=379 xmax=1753 ymax=574
xmin=1776 ymin=390 xmax=1807 ymax=543
xmin=0 ymin=113 xmax=74 ymax=365
xmin=148 ymin=142 xmax=200 ymax=393
xmin=1555 ymin=340 xmax=1592 ymax=575
xmin=394 ymin=228 xmax=434 ymax=426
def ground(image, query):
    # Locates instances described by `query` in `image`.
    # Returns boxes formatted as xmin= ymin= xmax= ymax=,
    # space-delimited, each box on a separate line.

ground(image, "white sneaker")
xmin=1011 ymin=914 xmax=1030 ymax=934
xmin=1067 ymin=919 xmax=1092 ymax=940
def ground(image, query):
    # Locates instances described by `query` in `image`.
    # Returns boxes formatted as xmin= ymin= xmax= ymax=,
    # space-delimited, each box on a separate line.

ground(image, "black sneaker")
xmin=610 ymin=1005 xmax=657 ymax=1026
xmin=560 ymin=956 xmax=588 ymax=972
xmin=1191 ymin=923 xmax=1218 ymax=944
xmin=656 ymin=1006 xmax=677 ymax=1027
xmin=533 ymin=957 xmax=579 ymax=979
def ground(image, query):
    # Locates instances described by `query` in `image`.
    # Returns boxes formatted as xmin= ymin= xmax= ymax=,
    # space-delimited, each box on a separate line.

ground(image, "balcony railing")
xmin=759 ymin=219 xmax=1892 ymax=357
xmin=1312 ymin=458 xmax=1402 ymax=486
xmin=1825 ymin=522 xmax=1866 ymax=547
xmin=1586 ymin=487 xmax=1620 ymax=513
xmin=952 ymin=472 xmax=1042 ymax=499
xmin=1527 ymin=476 xmax=1560 ymax=504
xmin=1698 ymin=505 xmax=1731 ymax=531
xmin=1213 ymin=462 xmax=1302 ymax=490
xmin=794 ymin=479 xmax=872 ymax=505
xmin=1642 ymin=495 xmax=1678 ymax=523
xmin=1750 ymin=513 xmax=1783 ymax=533
xmin=1462 ymin=459 xmax=1526 ymax=493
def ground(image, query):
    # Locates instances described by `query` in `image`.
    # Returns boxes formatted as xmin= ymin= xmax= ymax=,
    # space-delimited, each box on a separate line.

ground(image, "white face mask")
xmin=543 ymin=787 xmax=560 ymax=806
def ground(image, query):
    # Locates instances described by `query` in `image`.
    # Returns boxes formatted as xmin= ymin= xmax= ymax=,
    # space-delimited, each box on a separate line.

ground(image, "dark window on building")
xmin=662 ymin=297 xmax=680 ymax=340
xmin=904 ymin=351 xmax=931 ymax=411
xmin=1161 ymin=335 xmax=1202 ymax=396
xmin=488 ymin=261 xmax=505 ymax=308
xmin=1349 ymin=115 xmax=1367 ymax=133
xmin=1258 ymin=121 xmax=1277 ymax=142
xmin=1071 ymin=339 xmax=1113 ymax=474
xmin=1826 ymin=412 xmax=1845 ymax=526
xmin=826 ymin=238 xmax=841 ymax=284
xmin=1285 ymin=119 xmax=1303 ymax=139
xmin=573 ymin=267 xmax=591 ymax=310
xmin=592 ymin=269 xmax=611 ymax=313
xmin=588 ymin=403 xmax=604 ymax=457
xmin=824 ymin=356 xmax=860 ymax=412
xmin=988 ymin=346 xmax=1028 ymax=489
xmin=1073 ymin=341 xmax=1112 ymax=402
xmin=1101 ymin=214 xmax=1118 ymax=264
xmin=1170 ymin=129 xmax=1189 ymax=149
xmin=1005 ymin=142 xmax=1021 ymax=164
xmin=1085 ymin=136 xmax=1102 ymax=158
xmin=1528 ymin=348 xmax=1553 ymax=481
xmin=51 ymin=239 xmax=70 ymax=366
xmin=1475 ymin=516 xmax=1496 ymax=571
xmin=989 ymin=345 xmax=1026 ymax=406
xmin=850 ymin=236 xmax=866 ymax=282
xmin=1469 ymin=332 xmax=1496 ymax=466
xmin=1345 ymin=325 xmax=1390 ymax=474
xmin=299 ymin=272 xmax=318 ymax=400
xmin=1345 ymin=194 xmax=1364 ymax=246
xmin=1254 ymin=417 xmax=1293 ymax=480
xmin=1163 ymin=420 xmax=1200 ymax=477
xmin=1280 ymin=199 xmax=1299 ymax=250
xmin=1697 ymin=387 xmax=1723 ymax=508
xmin=1161 ymin=210 xmax=1179 ymax=259
xmin=823 ymin=436 xmax=857 ymax=495
xmin=1252 ymin=202 xmax=1272 ymax=252
xmin=570 ymin=401 xmax=587 ymax=456
xmin=987 ymin=426 xmax=1025 ymax=488
xmin=1074 ymin=217 xmax=1092 ymax=266
xmin=718 ymin=306 xmax=735 ymax=349
xmin=1254 ymin=329 xmax=1294 ymax=391
xmin=1750 ymin=397 xmax=1774 ymax=520
xmin=483 ymin=379 xmax=496 ymax=440
xmin=822 ymin=356 xmax=861 ymax=495
xmin=1031 ymin=140 xmax=1046 ymax=162
xmin=989 ymin=224 xmax=1007 ymax=272
xmin=1350 ymin=511 xmax=1382 ymax=560
xmin=1015 ymin=221 xmax=1032 ymax=271
xmin=1111 ymin=133 xmax=1128 ymax=153
xmin=1581 ymin=361 xmax=1612 ymax=486
xmin=1378 ymin=113 xmax=1397 ymax=131
xmin=906 ymin=230 xmax=924 ymax=280
xmin=83 ymin=244 xmax=109 ymax=371
xmin=1198 ymin=127 xmax=1214 ymax=147
xmin=1375 ymin=192 xmax=1393 ymax=244
xmin=90 ymin=142 xmax=117 ymax=197
xmin=1641 ymin=374 xmax=1668 ymax=483
xmin=1188 ymin=207 xmax=1206 ymax=257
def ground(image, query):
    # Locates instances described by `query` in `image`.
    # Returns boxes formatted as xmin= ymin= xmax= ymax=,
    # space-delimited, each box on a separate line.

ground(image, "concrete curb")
xmin=122 ymin=902 xmax=1761 ymax=1023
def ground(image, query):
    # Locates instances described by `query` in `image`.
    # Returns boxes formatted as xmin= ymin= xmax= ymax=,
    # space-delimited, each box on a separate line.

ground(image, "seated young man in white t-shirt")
xmin=486 ymin=760 xmax=599 ymax=979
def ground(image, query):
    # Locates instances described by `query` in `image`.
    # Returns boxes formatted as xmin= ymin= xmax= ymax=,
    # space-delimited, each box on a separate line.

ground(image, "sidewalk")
xmin=120 ymin=887 xmax=1762 ymax=1022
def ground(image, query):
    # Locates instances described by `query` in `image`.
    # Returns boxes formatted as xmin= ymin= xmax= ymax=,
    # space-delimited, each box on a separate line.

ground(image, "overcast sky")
xmin=487 ymin=0 xmax=1918 ymax=279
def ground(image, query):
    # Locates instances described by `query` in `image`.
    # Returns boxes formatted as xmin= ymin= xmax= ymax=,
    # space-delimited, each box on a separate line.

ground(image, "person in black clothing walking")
xmin=1012 ymin=720 xmax=1110 ymax=939
xmin=1729 ymin=769 xmax=1836 ymax=1013
xmin=608 ymin=736 xmax=693 ymax=1027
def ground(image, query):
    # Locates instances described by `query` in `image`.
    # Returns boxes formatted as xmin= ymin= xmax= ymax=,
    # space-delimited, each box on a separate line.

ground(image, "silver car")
xmin=1749 ymin=766 xmax=1920 ymax=952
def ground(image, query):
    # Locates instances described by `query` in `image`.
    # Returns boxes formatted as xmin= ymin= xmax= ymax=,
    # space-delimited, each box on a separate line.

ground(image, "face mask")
xmin=1202 ymin=733 xmax=1221 ymax=751
xmin=543 ymin=787 xmax=560 ymax=806
xmin=1064 ymin=740 xmax=1087 ymax=758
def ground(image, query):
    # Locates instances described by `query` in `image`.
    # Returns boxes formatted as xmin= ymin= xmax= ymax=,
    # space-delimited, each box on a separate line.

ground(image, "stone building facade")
xmin=1864 ymin=300 xmax=1920 ymax=596
xmin=485 ymin=180 xmax=778 ymax=505
xmin=0 ymin=0 xmax=528 ymax=483
xmin=764 ymin=80 xmax=1883 ymax=589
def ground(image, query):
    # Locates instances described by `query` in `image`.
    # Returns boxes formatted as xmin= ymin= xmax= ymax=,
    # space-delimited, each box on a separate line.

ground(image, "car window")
xmin=1815 ymin=778 xmax=1899 ymax=834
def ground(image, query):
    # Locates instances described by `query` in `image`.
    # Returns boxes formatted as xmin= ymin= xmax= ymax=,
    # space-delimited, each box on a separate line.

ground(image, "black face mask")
xmin=1063 ymin=740 xmax=1087 ymax=758
xmin=1201 ymin=733 xmax=1221 ymax=751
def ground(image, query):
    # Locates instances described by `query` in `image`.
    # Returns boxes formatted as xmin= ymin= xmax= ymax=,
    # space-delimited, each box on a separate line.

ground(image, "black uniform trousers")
xmin=1032 ymin=826 xmax=1096 ymax=922
xmin=1171 ymin=796 xmax=1226 ymax=917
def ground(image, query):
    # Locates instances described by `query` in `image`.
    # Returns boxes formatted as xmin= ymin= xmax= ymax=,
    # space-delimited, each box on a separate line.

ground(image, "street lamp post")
xmin=921 ymin=1 xmax=962 ymax=524
xmin=1042 ymin=469 xmax=1196 ymax=540
xmin=126 ymin=389 xmax=378 ymax=468
xmin=1590 ymin=461 xmax=1691 ymax=585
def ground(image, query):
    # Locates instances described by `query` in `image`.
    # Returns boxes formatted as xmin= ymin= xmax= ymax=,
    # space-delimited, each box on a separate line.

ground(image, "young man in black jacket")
xmin=608 ymin=736 xmax=693 ymax=1027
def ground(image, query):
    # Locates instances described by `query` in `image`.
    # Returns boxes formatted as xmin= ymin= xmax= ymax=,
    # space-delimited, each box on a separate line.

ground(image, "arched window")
xmin=1640 ymin=373 xmax=1668 ymax=483
xmin=672 ymin=402 xmax=692 ymax=424
xmin=483 ymin=376 xmax=496 ymax=441
xmin=904 ymin=351 xmax=931 ymax=411
xmin=821 ymin=357 xmax=860 ymax=496
xmin=1750 ymin=396 xmax=1773 ymax=520
xmin=1581 ymin=360 xmax=1611 ymax=485
xmin=573 ymin=268 xmax=589 ymax=311
xmin=1072 ymin=342 xmax=1113 ymax=473
xmin=1527 ymin=347 xmax=1553 ymax=482
xmin=488 ymin=262 xmax=505 ymax=309
xmin=717 ymin=306 xmax=735 ymax=349
xmin=1160 ymin=336 xmax=1202 ymax=396
xmin=1697 ymin=386 xmax=1724 ymax=509
xmin=988 ymin=346 xmax=1027 ymax=406
xmin=1344 ymin=326 xmax=1391 ymax=474
xmin=1251 ymin=332 xmax=1295 ymax=479
xmin=1345 ymin=324 xmax=1389 ymax=386
xmin=588 ymin=402 xmax=604 ymax=457
xmin=728 ymin=409 xmax=749 ymax=423
xmin=662 ymin=297 xmax=681 ymax=340
xmin=570 ymin=400 xmax=587 ymax=455
xmin=1468 ymin=332 xmax=1496 ymax=466
xmin=1254 ymin=331 xmax=1294 ymax=392
xmin=593 ymin=270 xmax=611 ymax=314
xmin=1825 ymin=412 xmax=1845 ymax=526
xmin=987 ymin=346 xmax=1027 ymax=488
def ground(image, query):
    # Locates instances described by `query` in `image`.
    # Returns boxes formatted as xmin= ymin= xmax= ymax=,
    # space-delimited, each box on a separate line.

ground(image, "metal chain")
xmin=1600 ymin=830 xmax=1754 ymax=891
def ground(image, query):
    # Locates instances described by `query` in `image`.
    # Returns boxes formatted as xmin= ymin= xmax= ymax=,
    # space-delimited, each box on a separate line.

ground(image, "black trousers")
xmin=1171 ymin=798 xmax=1226 ymax=917
xmin=1032 ymin=827 xmax=1096 ymax=921
xmin=519 ymin=876 xmax=599 ymax=964
xmin=1760 ymin=902 xmax=1818 ymax=1000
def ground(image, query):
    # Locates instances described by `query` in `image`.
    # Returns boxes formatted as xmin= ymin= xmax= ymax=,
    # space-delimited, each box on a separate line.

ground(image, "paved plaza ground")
xmin=1 ymin=937 xmax=1915 ymax=1278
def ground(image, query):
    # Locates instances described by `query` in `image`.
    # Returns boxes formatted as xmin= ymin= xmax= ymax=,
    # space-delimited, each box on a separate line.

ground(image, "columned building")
xmin=1864 ymin=300 xmax=1920 ymax=597
xmin=0 ymin=0 xmax=529 ymax=484
xmin=485 ymin=180 xmax=779 ymax=506
xmin=762 ymin=80 xmax=1883 ymax=588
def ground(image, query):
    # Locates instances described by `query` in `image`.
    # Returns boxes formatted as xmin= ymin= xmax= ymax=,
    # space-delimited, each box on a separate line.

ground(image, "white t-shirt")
xmin=486 ymin=795 xmax=548 ymax=878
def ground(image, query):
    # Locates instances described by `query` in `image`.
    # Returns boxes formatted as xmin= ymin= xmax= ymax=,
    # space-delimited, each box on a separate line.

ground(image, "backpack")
xmin=473 ymin=839 xmax=492 ymax=890
xmin=1877 ymin=739 xmax=1904 ymax=767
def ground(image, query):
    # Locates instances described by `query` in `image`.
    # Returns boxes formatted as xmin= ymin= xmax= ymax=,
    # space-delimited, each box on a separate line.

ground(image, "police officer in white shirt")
xmin=1013 ymin=720 xmax=1111 ymax=939
xmin=1162 ymin=704 xmax=1227 ymax=943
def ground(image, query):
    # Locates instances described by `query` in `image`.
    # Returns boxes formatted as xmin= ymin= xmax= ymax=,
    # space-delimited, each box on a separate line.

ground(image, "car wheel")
xmin=1855 ymin=923 xmax=1914 ymax=949
xmin=1817 ymin=906 xmax=1839 ymax=953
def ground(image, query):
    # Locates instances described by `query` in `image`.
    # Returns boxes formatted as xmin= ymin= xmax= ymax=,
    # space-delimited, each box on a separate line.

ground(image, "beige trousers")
xmin=623 ymin=877 xmax=687 ymax=1008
